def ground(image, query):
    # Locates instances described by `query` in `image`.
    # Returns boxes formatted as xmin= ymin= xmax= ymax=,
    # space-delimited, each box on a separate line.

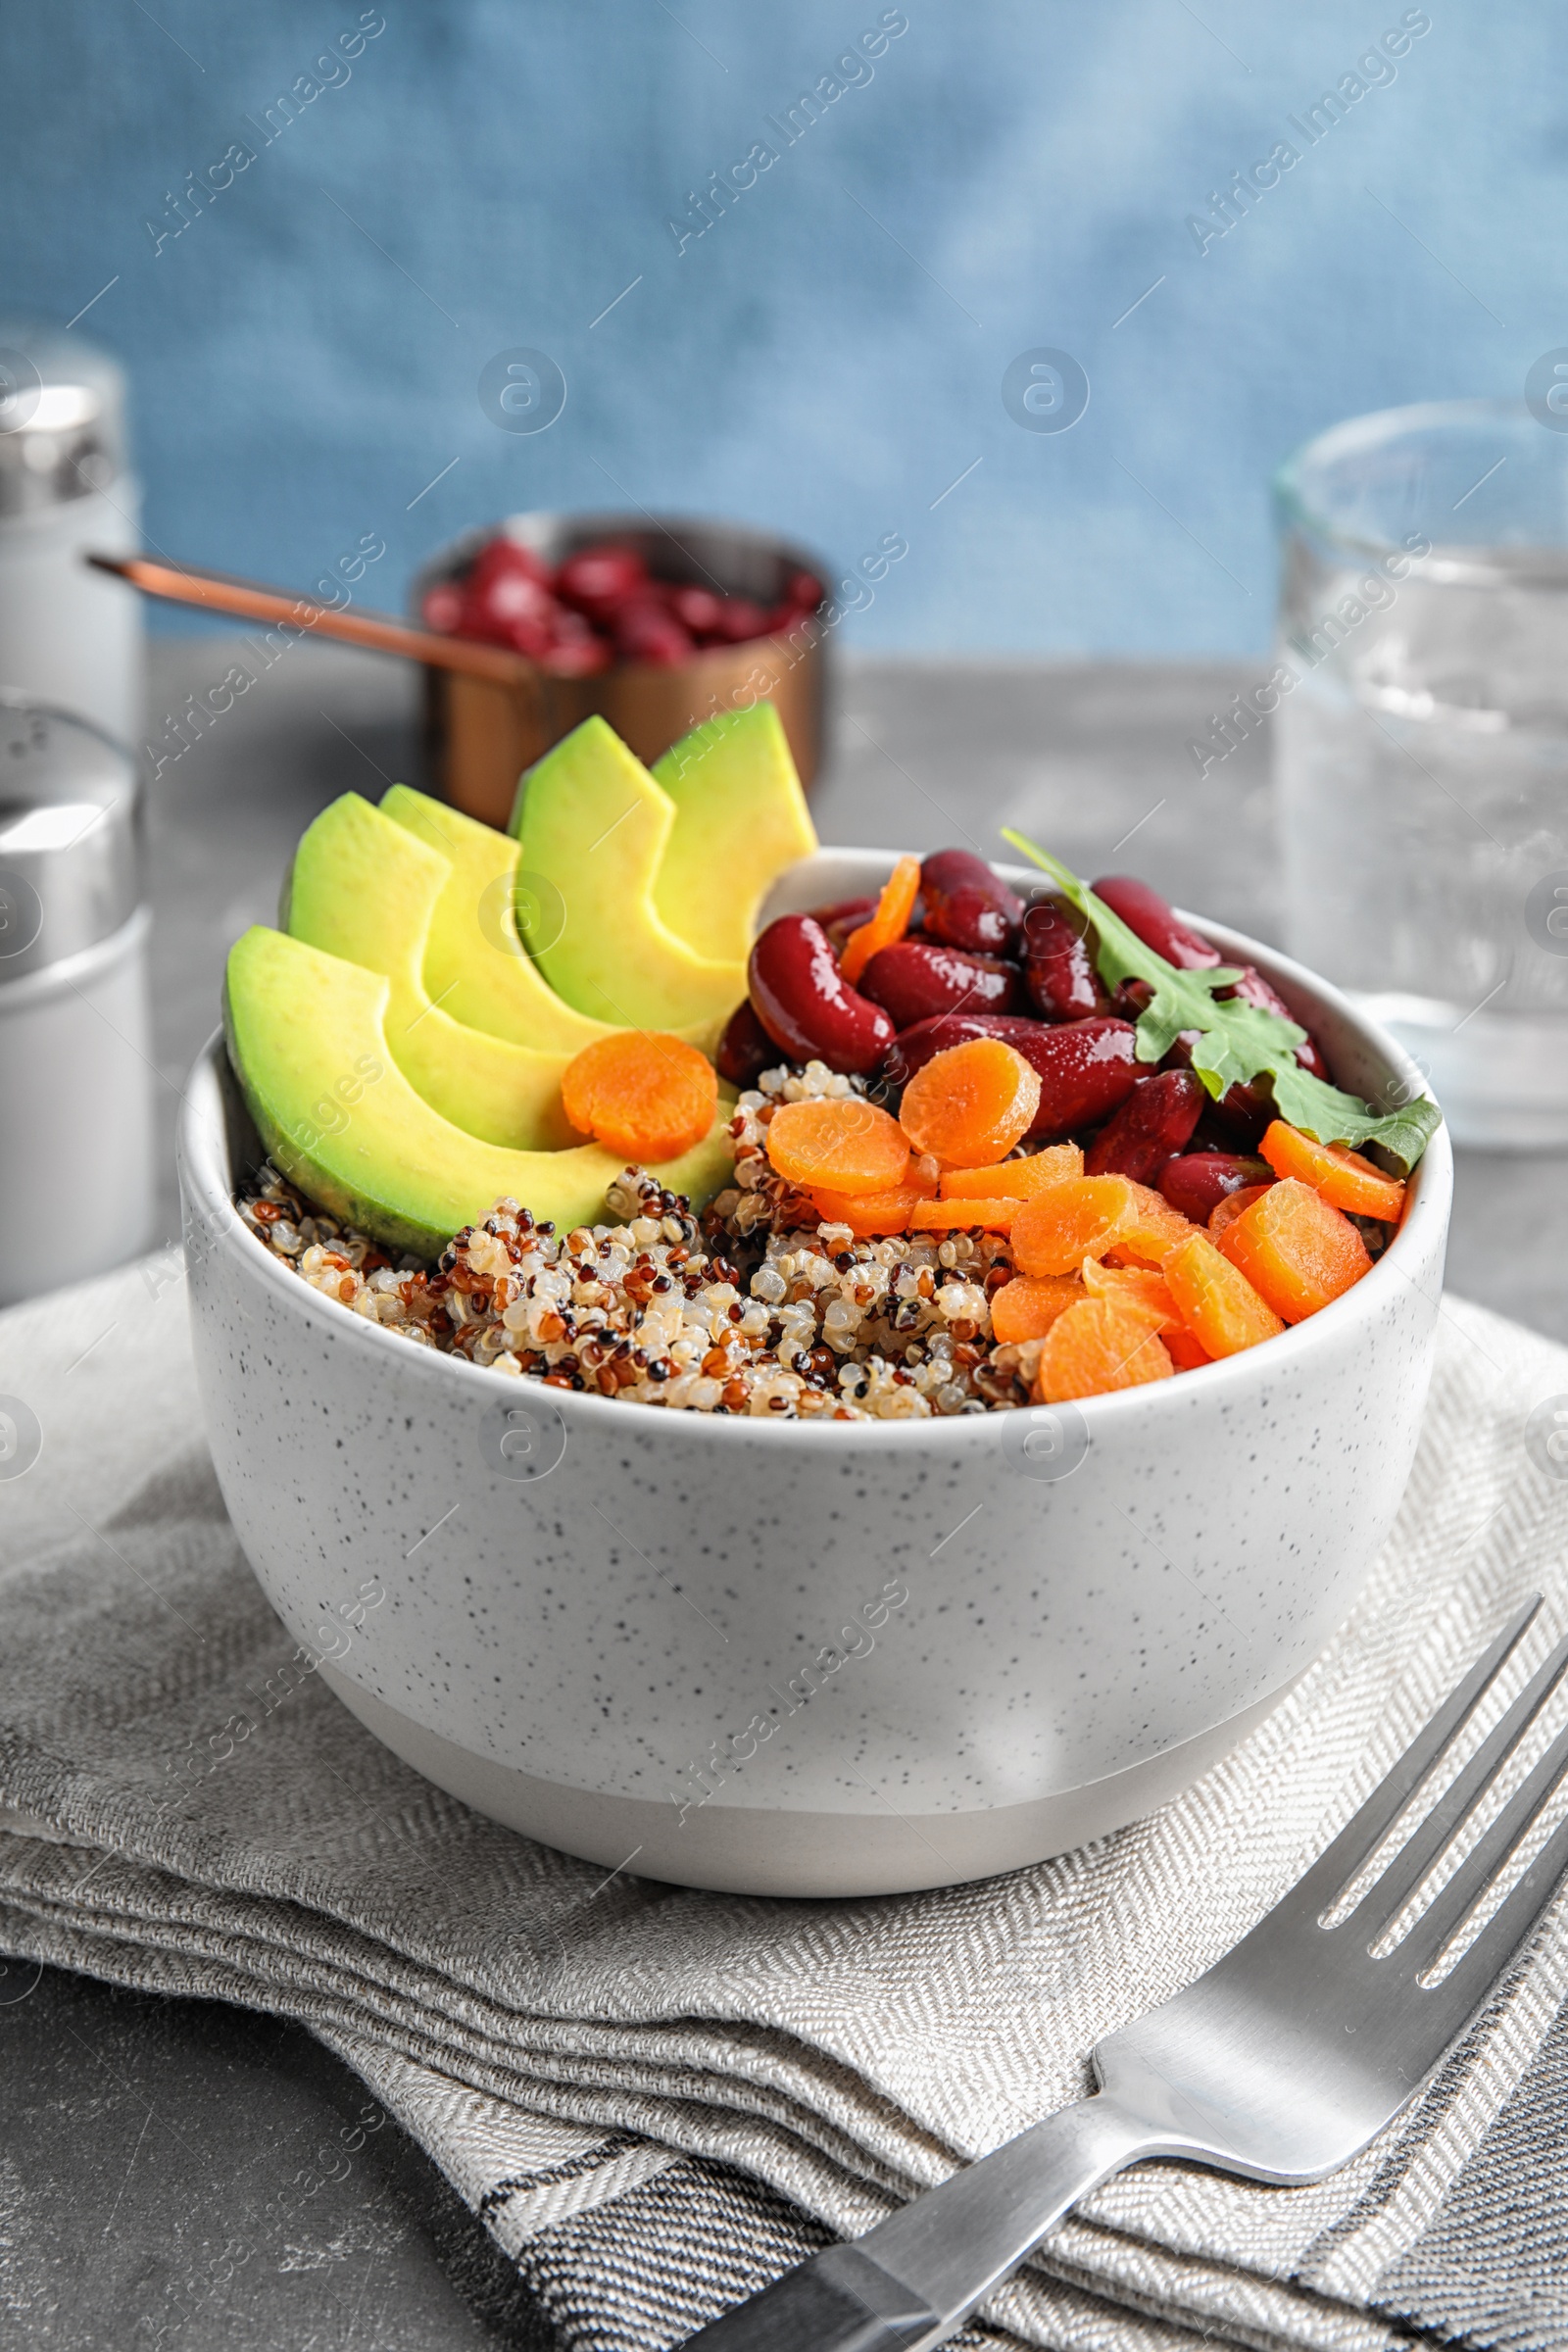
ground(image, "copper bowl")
xmin=412 ymin=513 xmax=830 ymax=829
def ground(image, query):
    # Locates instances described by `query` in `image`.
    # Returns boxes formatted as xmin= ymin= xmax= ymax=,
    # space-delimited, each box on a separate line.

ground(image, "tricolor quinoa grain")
xmin=238 ymin=1063 xmax=1043 ymax=1420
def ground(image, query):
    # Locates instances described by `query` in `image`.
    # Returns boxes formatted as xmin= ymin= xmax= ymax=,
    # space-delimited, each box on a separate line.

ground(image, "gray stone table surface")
xmin=7 ymin=637 xmax=1563 ymax=2349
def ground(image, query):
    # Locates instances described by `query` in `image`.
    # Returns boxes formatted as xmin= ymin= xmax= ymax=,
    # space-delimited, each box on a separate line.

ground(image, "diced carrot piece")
xmin=1258 ymin=1120 xmax=1406 ymax=1221
xmin=1010 ymin=1176 xmax=1137 ymax=1275
xmin=1163 ymin=1231 xmax=1285 ymax=1355
xmin=561 ymin=1031 xmax=717 ymax=1161
xmin=1208 ymin=1181 xmax=1273 ymax=1241
xmin=1103 ymin=1182 xmax=1198 ymax=1268
xmin=1081 ymin=1258 xmax=1182 ymax=1332
xmin=1216 ymin=1177 xmax=1372 ymax=1323
xmin=766 ymin=1097 xmax=908 ymax=1197
xmin=900 ymin=1039 xmax=1042 ymax=1167
xmin=907 ymin=1196 xmax=1016 ymax=1232
xmin=840 ymin=854 xmax=921 ymax=984
xmin=810 ymin=1186 xmax=919 ymax=1237
xmin=991 ymin=1273 xmax=1083 ymax=1344
xmin=1163 ymin=1326 xmax=1214 ymax=1372
xmin=1034 ymin=1299 xmax=1174 ymax=1403
xmin=939 ymin=1143 xmax=1083 ymax=1200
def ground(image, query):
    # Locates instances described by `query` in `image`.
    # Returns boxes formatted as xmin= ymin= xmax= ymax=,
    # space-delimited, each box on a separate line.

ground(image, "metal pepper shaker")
xmin=0 ymin=696 xmax=154 ymax=1305
xmin=0 ymin=320 xmax=144 ymax=745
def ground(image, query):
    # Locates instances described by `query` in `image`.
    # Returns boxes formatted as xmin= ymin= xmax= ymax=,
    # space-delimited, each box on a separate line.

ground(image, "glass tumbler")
xmin=1273 ymin=399 xmax=1568 ymax=1147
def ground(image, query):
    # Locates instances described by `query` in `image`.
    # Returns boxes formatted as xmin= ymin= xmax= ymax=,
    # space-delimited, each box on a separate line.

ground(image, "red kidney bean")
xmin=1093 ymin=874 xmax=1222 ymax=969
xmin=1159 ymin=1032 xmax=1271 ymax=1146
xmin=748 ymin=915 xmax=894 ymax=1075
xmin=556 ymin=543 xmax=649 ymax=619
xmin=612 ymin=597 xmax=694 ymax=665
xmin=460 ymin=553 xmax=561 ymax=658
xmin=1225 ymin=967 xmax=1331 ymax=1078
xmin=858 ymin=940 xmax=1022 ymax=1028
xmin=704 ymin=595 xmax=771 ymax=644
xmin=1095 ymin=873 xmax=1331 ymax=1077
xmin=1020 ymin=898 xmax=1108 ymax=1021
xmin=920 ymin=850 xmax=1024 ymax=956
xmin=806 ymin=895 xmax=875 ymax=956
xmin=883 ymin=1013 xmax=1138 ymax=1141
xmin=422 ymin=580 xmax=466 ymax=634
xmin=714 ymin=1000 xmax=779 ymax=1088
xmin=668 ymin=584 xmax=728 ymax=635
xmin=1158 ymin=1151 xmax=1273 ymax=1224
xmin=1082 ymin=1069 xmax=1204 ymax=1185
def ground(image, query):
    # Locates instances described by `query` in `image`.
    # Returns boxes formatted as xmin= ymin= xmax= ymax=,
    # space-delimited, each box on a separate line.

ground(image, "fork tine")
xmin=1397 ymin=1714 xmax=1568 ymax=1978
xmin=1403 ymin=1800 xmax=1568 ymax=2055
xmin=1295 ymin=1598 xmax=1542 ymax=1921
xmin=1354 ymin=1629 xmax=1568 ymax=1942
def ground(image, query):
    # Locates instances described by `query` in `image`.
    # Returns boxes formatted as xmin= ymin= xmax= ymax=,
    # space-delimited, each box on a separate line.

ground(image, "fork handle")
xmin=682 ymin=2094 xmax=1159 ymax=2350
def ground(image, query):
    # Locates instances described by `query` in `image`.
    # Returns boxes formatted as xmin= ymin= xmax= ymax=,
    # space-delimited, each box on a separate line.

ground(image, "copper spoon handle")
xmin=86 ymin=552 xmax=536 ymax=688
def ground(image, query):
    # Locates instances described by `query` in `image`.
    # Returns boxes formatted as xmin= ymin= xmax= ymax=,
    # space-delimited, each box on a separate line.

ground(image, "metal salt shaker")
xmin=0 ymin=697 xmax=155 ymax=1305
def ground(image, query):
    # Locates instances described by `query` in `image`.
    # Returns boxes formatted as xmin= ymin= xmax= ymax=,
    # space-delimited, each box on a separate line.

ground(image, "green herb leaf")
xmin=1000 ymin=828 xmax=1442 ymax=1178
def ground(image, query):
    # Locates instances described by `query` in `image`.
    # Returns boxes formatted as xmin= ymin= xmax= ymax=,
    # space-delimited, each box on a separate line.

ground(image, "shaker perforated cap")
xmin=0 ymin=321 xmax=126 ymax=519
xmin=0 ymin=697 xmax=141 ymax=981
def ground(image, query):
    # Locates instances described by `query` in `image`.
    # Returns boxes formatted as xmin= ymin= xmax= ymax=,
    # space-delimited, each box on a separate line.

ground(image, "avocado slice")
xmin=223 ymin=927 xmax=735 ymax=1258
xmin=376 ymin=785 xmax=621 ymax=1055
xmin=652 ymin=705 xmax=817 ymax=965
xmin=509 ymin=716 xmax=746 ymax=1032
xmin=285 ymin=794 xmax=577 ymax=1151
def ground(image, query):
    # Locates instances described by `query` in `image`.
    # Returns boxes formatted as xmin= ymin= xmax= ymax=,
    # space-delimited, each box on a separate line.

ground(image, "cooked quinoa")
xmin=237 ymin=1061 xmax=1048 ymax=1420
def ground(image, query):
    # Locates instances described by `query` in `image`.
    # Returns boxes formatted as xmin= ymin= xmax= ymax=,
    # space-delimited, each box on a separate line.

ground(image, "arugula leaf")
xmin=1000 ymin=828 xmax=1442 ymax=1178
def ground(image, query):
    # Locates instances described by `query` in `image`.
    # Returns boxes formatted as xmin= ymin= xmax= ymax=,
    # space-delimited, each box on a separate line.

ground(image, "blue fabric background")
xmin=0 ymin=1 xmax=1547 ymax=651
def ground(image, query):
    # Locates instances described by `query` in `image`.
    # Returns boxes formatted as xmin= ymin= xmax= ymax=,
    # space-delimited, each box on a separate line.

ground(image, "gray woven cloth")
xmin=2 ymin=1252 xmax=1567 ymax=2352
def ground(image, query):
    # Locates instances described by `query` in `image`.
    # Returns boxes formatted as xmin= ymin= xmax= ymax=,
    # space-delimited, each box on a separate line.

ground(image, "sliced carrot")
xmin=766 ymin=1097 xmax=908 ymax=1197
xmin=1216 ymin=1177 xmax=1371 ymax=1323
xmin=560 ymin=1031 xmax=717 ymax=1161
xmin=810 ymin=1185 xmax=919 ymax=1237
xmin=1102 ymin=1182 xmax=1197 ymax=1269
xmin=939 ymin=1143 xmax=1083 ymax=1200
xmin=1034 ymin=1299 xmax=1174 ymax=1403
xmin=1010 ymin=1176 xmax=1137 ymax=1275
xmin=1162 ymin=1231 xmax=1285 ymax=1356
xmin=907 ymin=1196 xmax=1016 ymax=1232
xmin=1081 ymin=1258 xmax=1182 ymax=1332
xmin=1258 ymin=1119 xmax=1406 ymax=1221
xmin=1208 ymin=1181 xmax=1273 ymax=1241
xmin=840 ymin=854 xmax=921 ymax=985
xmin=1163 ymin=1326 xmax=1214 ymax=1372
xmin=991 ymin=1273 xmax=1083 ymax=1344
xmin=900 ymin=1039 xmax=1042 ymax=1167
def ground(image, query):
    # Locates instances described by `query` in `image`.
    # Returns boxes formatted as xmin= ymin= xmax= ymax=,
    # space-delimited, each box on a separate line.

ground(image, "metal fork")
xmin=685 ymin=1597 xmax=1568 ymax=2352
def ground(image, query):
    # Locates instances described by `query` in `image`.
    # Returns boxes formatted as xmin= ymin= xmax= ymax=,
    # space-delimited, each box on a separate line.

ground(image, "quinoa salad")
xmin=240 ymin=1062 xmax=1028 ymax=1423
xmin=229 ymin=760 xmax=1440 ymax=1420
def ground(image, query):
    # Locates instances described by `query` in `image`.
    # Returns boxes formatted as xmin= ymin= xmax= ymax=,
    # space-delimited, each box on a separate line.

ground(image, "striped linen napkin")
xmin=1 ymin=1252 xmax=1566 ymax=2352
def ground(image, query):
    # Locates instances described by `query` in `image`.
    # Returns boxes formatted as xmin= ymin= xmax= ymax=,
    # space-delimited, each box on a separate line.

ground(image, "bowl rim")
xmin=180 ymin=865 xmax=1452 ymax=1453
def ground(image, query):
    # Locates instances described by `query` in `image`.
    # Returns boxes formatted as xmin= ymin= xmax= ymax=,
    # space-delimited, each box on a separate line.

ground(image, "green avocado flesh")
xmin=286 ymin=793 xmax=578 ymax=1150
xmin=511 ymin=716 xmax=747 ymax=1031
xmin=223 ymin=927 xmax=736 ymax=1258
xmin=376 ymin=785 xmax=621 ymax=1054
xmin=652 ymin=705 xmax=817 ymax=966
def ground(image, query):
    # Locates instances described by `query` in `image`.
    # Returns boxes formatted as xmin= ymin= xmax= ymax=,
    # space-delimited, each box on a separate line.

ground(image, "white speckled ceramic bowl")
xmin=178 ymin=854 xmax=1451 ymax=1897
